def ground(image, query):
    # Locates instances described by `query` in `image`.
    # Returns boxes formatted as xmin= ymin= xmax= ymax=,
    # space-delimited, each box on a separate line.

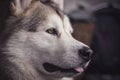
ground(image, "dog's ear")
xmin=11 ymin=0 xmax=34 ymax=16
xmin=51 ymin=0 xmax=64 ymax=10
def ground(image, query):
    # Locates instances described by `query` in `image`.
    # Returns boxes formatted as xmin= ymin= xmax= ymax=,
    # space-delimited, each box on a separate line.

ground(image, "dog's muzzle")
xmin=42 ymin=47 xmax=93 ymax=77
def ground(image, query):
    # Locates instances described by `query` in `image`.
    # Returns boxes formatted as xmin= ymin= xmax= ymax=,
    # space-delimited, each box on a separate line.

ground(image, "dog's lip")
xmin=74 ymin=67 xmax=84 ymax=73
xmin=43 ymin=63 xmax=84 ymax=74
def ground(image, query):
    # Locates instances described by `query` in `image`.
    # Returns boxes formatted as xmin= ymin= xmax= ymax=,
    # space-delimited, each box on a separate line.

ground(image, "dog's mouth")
xmin=43 ymin=63 xmax=84 ymax=73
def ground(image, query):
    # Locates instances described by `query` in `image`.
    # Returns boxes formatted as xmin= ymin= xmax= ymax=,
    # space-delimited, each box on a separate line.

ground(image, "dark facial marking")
xmin=41 ymin=0 xmax=64 ymax=20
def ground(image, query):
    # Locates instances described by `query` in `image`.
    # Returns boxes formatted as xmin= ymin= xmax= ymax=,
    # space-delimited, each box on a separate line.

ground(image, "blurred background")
xmin=64 ymin=0 xmax=120 ymax=80
xmin=0 ymin=0 xmax=120 ymax=80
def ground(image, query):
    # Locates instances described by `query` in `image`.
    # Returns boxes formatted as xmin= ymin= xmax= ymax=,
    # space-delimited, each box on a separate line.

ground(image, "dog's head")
xmin=6 ymin=0 xmax=93 ymax=78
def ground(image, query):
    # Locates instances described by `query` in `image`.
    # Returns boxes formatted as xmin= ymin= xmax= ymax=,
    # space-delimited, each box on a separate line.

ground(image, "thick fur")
xmin=0 ymin=0 xmax=91 ymax=80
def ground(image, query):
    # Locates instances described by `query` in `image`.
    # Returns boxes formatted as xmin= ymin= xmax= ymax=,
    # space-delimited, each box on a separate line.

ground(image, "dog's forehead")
xmin=23 ymin=1 xmax=72 ymax=33
xmin=26 ymin=1 xmax=64 ymax=19
xmin=9 ymin=1 xmax=72 ymax=33
xmin=47 ymin=14 xmax=73 ymax=33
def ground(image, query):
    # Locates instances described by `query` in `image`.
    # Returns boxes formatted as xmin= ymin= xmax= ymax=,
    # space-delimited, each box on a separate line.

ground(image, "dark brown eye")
xmin=46 ymin=28 xmax=58 ymax=35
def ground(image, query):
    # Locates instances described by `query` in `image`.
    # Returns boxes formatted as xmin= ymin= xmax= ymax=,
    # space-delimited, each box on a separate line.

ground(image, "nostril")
xmin=86 ymin=50 xmax=93 ymax=57
xmin=79 ymin=47 xmax=93 ymax=61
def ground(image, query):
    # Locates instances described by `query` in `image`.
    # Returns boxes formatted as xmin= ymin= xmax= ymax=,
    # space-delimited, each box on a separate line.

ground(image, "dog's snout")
xmin=78 ymin=47 xmax=93 ymax=61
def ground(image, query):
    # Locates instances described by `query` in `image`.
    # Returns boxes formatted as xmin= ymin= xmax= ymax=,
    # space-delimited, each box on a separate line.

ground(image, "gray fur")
xmin=0 ymin=0 xmax=92 ymax=80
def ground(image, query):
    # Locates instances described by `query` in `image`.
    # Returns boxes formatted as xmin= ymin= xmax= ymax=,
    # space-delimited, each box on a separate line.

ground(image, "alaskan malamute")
xmin=0 ymin=0 xmax=92 ymax=80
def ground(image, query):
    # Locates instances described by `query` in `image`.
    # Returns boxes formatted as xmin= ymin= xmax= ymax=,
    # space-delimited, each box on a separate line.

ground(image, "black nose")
xmin=79 ymin=47 xmax=93 ymax=61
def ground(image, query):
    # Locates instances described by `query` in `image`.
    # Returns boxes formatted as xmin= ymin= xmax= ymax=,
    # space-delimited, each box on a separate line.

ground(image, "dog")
xmin=0 ymin=0 xmax=93 ymax=80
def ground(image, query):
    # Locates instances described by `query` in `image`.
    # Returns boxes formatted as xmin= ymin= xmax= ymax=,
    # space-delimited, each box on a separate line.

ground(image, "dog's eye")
xmin=46 ymin=28 xmax=58 ymax=35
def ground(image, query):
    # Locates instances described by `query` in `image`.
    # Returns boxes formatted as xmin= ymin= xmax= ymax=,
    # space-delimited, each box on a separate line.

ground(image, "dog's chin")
xmin=42 ymin=63 xmax=84 ymax=77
